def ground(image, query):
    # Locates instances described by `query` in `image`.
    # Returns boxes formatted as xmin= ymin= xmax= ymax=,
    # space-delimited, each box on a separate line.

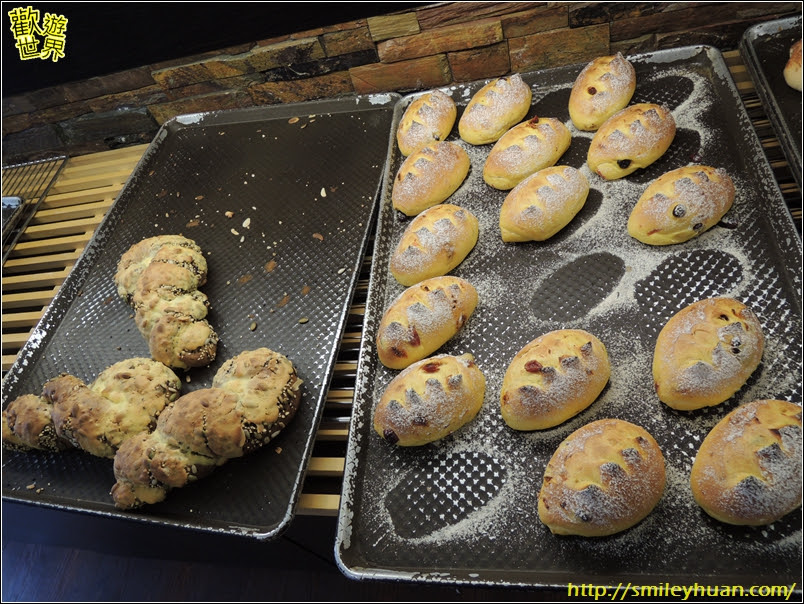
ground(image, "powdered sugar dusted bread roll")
xmin=499 ymin=165 xmax=589 ymax=242
xmin=390 ymin=204 xmax=479 ymax=286
xmin=501 ymin=329 xmax=610 ymax=430
xmin=374 ymin=353 xmax=486 ymax=446
xmin=376 ymin=276 xmax=477 ymax=370
xmin=538 ymin=419 xmax=666 ymax=536
xmin=397 ymin=90 xmax=458 ymax=156
xmin=627 ymin=165 xmax=736 ymax=245
xmin=391 ymin=141 xmax=471 ymax=216
xmin=483 ymin=116 xmax=572 ymax=190
xmin=691 ymin=399 xmax=802 ymax=526
xmin=459 ymin=74 xmax=532 ymax=145
xmin=653 ymin=298 xmax=764 ymax=411
xmin=569 ymin=52 xmax=636 ymax=131
xmin=587 ymin=103 xmax=676 ymax=180
xmin=784 ymin=38 xmax=802 ymax=91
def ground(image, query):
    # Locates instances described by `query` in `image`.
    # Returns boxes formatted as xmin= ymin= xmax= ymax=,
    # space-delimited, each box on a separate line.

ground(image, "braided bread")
xmin=111 ymin=348 xmax=303 ymax=510
xmin=115 ymin=235 xmax=219 ymax=369
xmin=2 ymin=358 xmax=181 ymax=458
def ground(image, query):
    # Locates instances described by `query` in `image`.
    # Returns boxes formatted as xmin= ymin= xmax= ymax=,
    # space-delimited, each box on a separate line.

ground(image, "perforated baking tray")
xmin=1 ymin=94 xmax=399 ymax=539
xmin=740 ymin=15 xmax=803 ymax=189
xmin=336 ymin=46 xmax=803 ymax=588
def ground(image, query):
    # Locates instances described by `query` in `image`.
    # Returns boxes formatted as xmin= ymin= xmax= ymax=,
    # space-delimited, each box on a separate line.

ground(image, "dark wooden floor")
xmin=1 ymin=502 xmax=570 ymax=601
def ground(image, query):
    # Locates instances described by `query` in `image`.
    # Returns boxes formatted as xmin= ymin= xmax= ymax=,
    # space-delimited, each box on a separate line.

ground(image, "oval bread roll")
xmin=459 ymin=74 xmax=532 ymax=145
xmin=390 ymin=204 xmax=479 ymax=286
xmin=499 ymin=165 xmax=589 ymax=242
xmin=396 ymin=90 xmax=458 ymax=156
xmin=501 ymin=329 xmax=610 ymax=430
xmin=627 ymin=165 xmax=736 ymax=245
xmin=538 ymin=419 xmax=666 ymax=536
xmin=690 ymin=399 xmax=802 ymax=526
xmin=376 ymin=276 xmax=477 ymax=370
xmin=569 ymin=52 xmax=636 ymax=131
xmin=483 ymin=116 xmax=572 ymax=190
xmin=374 ymin=353 xmax=486 ymax=446
xmin=653 ymin=297 xmax=764 ymax=411
xmin=784 ymin=38 xmax=802 ymax=91
xmin=391 ymin=141 xmax=471 ymax=217
xmin=587 ymin=103 xmax=676 ymax=180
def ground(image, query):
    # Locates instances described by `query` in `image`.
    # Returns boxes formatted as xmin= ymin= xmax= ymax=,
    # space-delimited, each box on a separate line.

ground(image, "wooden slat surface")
xmin=1 ymin=50 xmax=800 ymax=517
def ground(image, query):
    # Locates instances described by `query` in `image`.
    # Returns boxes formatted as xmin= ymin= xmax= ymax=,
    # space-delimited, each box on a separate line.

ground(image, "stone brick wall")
xmin=3 ymin=2 xmax=801 ymax=163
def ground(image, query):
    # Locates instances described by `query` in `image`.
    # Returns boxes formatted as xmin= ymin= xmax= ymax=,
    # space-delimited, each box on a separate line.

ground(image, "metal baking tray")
xmin=336 ymin=46 xmax=803 ymax=589
xmin=740 ymin=15 xmax=803 ymax=189
xmin=1 ymin=94 xmax=399 ymax=539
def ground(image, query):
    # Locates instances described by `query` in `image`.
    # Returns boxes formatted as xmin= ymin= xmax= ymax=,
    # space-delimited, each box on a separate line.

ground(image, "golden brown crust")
xmin=391 ymin=141 xmax=471 ymax=217
xmin=374 ymin=353 xmax=486 ymax=446
xmin=111 ymin=348 xmax=303 ymax=510
xmin=2 ymin=394 xmax=70 ymax=452
xmin=501 ymin=330 xmax=610 ymax=430
xmin=376 ymin=276 xmax=478 ymax=370
xmin=115 ymin=235 xmax=218 ymax=369
xmin=499 ymin=165 xmax=589 ymax=242
xmin=483 ymin=116 xmax=572 ymax=190
xmin=396 ymin=90 xmax=457 ymax=156
xmin=459 ymin=74 xmax=532 ymax=145
xmin=538 ymin=419 xmax=666 ymax=537
xmin=627 ymin=165 xmax=735 ymax=245
xmin=653 ymin=298 xmax=764 ymax=411
xmin=569 ymin=53 xmax=636 ymax=131
xmin=587 ymin=103 xmax=676 ymax=180
xmin=389 ymin=204 xmax=479 ymax=286
xmin=690 ymin=399 xmax=802 ymax=526
xmin=784 ymin=39 xmax=802 ymax=91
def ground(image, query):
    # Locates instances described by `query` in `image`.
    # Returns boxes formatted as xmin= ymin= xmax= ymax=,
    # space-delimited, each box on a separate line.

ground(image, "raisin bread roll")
xmin=397 ymin=90 xmax=457 ymax=156
xmin=115 ymin=235 xmax=219 ymax=369
xmin=483 ymin=116 xmax=572 ymax=190
xmin=459 ymin=74 xmax=532 ymax=145
xmin=653 ymin=298 xmax=764 ymax=411
xmin=499 ymin=165 xmax=589 ymax=242
xmin=569 ymin=53 xmax=636 ymax=131
xmin=390 ymin=203 xmax=479 ymax=286
xmin=111 ymin=348 xmax=303 ymax=510
xmin=376 ymin=276 xmax=477 ymax=370
xmin=784 ymin=39 xmax=802 ymax=91
xmin=587 ymin=103 xmax=676 ymax=180
xmin=690 ymin=399 xmax=802 ymax=526
xmin=538 ymin=419 xmax=666 ymax=536
xmin=374 ymin=353 xmax=486 ymax=446
xmin=391 ymin=141 xmax=471 ymax=217
xmin=627 ymin=165 xmax=735 ymax=245
xmin=501 ymin=330 xmax=610 ymax=430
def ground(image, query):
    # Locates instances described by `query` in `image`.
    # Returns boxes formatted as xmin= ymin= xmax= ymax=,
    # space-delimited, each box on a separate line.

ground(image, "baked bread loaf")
xmin=376 ymin=276 xmax=477 ymax=370
xmin=459 ymin=74 xmax=532 ymax=145
xmin=499 ymin=165 xmax=589 ymax=242
xmin=690 ymin=399 xmax=802 ymax=526
xmin=784 ymin=39 xmax=802 ymax=91
xmin=653 ymin=297 xmax=764 ymax=411
xmin=115 ymin=235 xmax=219 ymax=369
xmin=391 ymin=141 xmax=471 ymax=217
xmin=501 ymin=329 xmax=610 ymax=430
xmin=374 ymin=353 xmax=486 ymax=446
xmin=569 ymin=53 xmax=636 ymax=131
xmin=538 ymin=418 xmax=666 ymax=536
xmin=587 ymin=103 xmax=676 ymax=180
xmin=627 ymin=165 xmax=736 ymax=245
xmin=2 ymin=358 xmax=180 ymax=457
xmin=397 ymin=90 xmax=457 ymax=156
xmin=111 ymin=348 xmax=303 ymax=510
xmin=483 ymin=116 xmax=572 ymax=190
xmin=390 ymin=203 xmax=479 ymax=286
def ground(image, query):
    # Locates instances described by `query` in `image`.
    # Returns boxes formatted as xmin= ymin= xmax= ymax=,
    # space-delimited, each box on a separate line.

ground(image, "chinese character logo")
xmin=8 ymin=6 xmax=68 ymax=62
